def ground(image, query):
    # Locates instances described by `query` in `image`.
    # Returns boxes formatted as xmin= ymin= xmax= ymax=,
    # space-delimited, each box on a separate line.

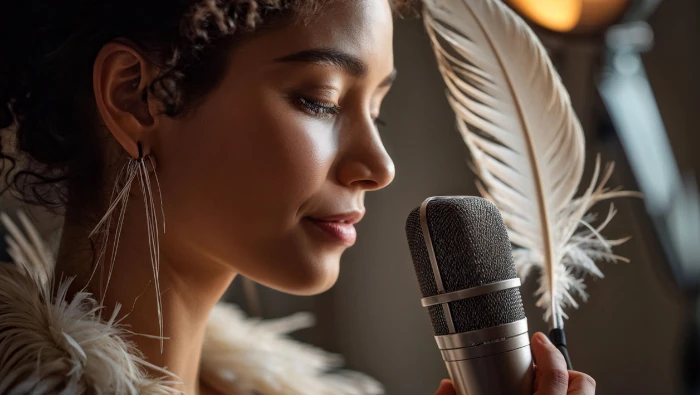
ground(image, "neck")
xmin=56 ymin=196 xmax=236 ymax=395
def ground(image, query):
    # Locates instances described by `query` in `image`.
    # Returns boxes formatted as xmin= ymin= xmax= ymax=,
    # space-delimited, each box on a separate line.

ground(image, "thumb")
xmin=532 ymin=332 xmax=569 ymax=395
xmin=434 ymin=379 xmax=457 ymax=395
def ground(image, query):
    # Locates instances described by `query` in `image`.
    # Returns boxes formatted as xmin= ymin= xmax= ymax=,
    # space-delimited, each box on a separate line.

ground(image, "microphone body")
xmin=439 ymin=323 xmax=533 ymax=395
xmin=405 ymin=197 xmax=534 ymax=395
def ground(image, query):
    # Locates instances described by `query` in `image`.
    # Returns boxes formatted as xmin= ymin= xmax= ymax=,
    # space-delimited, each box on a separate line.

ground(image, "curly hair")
xmin=0 ymin=0 xmax=420 ymax=211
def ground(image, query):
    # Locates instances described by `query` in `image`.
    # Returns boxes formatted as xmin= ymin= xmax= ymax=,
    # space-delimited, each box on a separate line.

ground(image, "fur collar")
xmin=0 ymin=212 xmax=383 ymax=395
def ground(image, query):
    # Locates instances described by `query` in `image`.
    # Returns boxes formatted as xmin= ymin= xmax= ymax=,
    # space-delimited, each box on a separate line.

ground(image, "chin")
xmin=253 ymin=251 xmax=342 ymax=296
xmin=286 ymin=258 xmax=341 ymax=296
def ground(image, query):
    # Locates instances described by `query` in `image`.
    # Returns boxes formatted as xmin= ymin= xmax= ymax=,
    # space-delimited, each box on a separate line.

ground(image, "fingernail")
xmin=536 ymin=332 xmax=552 ymax=345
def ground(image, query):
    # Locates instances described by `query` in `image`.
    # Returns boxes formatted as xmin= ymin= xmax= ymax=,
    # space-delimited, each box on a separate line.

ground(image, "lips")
xmin=306 ymin=211 xmax=365 ymax=246
xmin=312 ymin=211 xmax=365 ymax=225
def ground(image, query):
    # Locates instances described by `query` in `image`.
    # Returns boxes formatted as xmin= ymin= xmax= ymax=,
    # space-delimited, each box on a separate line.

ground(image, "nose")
xmin=335 ymin=119 xmax=395 ymax=191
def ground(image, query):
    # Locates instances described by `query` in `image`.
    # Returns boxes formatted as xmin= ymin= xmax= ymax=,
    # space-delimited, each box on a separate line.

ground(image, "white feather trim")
xmin=0 ymin=213 xmax=177 ymax=395
xmin=200 ymin=305 xmax=383 ymax=395
xmin=0 ymin=213 xmax=384 ymax=395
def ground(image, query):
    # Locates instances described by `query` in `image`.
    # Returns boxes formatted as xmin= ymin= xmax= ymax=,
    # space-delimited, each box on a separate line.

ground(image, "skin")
xmin=53 ymin=0 xmax=596 ymax=394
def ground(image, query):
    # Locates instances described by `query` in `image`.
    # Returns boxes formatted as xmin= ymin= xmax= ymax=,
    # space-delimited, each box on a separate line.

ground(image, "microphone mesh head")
xmin=405 ymin=197 xmax=525 ymax=335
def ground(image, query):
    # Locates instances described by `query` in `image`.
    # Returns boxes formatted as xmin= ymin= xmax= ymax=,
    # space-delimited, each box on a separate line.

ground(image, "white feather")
xmin=422 ymin=0 xmax=639 ymax=327
xmin=200 ymin=304 xmax=384 ymax=395
xmin=0 ymin=213 xmax=178 ymax=394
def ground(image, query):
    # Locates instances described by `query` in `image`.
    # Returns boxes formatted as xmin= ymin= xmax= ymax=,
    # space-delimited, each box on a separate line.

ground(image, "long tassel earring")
xmin=87 ymin=142 xmax=167 ymax=353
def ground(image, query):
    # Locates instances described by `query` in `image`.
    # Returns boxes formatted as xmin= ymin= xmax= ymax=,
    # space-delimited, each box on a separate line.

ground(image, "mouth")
xmin=305 ymin=211 xmax=365 ymax=246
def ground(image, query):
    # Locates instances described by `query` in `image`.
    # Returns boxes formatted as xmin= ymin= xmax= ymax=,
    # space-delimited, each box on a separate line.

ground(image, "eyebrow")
xmin=275 ymin=48 xmax=397 ymax=88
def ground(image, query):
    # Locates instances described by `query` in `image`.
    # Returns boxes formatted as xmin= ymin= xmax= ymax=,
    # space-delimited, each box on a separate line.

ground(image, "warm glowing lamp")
xmin=508 ymin=0 xmax=633 ymax=34
xmin=508 ymin=0 xmax=582 ymax=32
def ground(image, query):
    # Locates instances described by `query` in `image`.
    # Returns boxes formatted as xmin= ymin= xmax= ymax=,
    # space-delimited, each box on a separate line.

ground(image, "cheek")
xmin=209 ymin=95 xmax=338 ymax=216
xmin=157 ymin=87 xmax=339 ymax=260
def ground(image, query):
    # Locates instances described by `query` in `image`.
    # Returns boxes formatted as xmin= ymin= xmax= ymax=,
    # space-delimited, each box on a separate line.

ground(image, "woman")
xmin=0 ymin=0 xmax=596 ymax=394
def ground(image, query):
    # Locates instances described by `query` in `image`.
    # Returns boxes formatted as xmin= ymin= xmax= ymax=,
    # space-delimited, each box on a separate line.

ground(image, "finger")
xmin=567 ymin=371 xmax=596 ymax=395
xmin=532 ymin=332 xmax=569 ymax=395
xmin=434 ymin=379 xmax=457 ymax=395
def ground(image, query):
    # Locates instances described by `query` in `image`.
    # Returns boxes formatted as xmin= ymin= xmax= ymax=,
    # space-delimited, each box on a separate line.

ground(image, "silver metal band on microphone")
xmin=441 ymin=332 xmax=531 ymax=361
xmin=434 ymin=318 xmax=529 ymax=350
xmin=421 ymin=278 xmax=522 ymax=307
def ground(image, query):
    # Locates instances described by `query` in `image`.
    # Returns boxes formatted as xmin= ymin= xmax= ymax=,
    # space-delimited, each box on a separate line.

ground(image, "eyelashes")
xmin=297 ymin=96 xmax=340 ymax=117
xmin=295 ymin=96 xmax=386 ymax=127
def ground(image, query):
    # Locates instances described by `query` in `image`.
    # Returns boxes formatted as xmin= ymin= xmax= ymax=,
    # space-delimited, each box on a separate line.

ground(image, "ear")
xmin=93 ymin=41 xmax=160 ymax=159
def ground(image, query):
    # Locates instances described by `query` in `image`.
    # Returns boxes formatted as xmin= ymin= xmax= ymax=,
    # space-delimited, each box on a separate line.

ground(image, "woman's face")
xmin=156 ymin=0 xmax=396 ymax=295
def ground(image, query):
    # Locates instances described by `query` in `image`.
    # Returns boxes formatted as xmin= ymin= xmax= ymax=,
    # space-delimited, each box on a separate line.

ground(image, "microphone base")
xmin=446 ymin=343 xmax=534 ymax=395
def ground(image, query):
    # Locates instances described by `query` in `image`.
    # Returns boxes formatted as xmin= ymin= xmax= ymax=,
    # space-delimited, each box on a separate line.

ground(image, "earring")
xmin=87 ymin=142 xmax=166 ymax=352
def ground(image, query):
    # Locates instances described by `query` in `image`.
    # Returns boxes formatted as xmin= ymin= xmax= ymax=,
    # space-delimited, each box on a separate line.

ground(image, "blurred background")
xmin=1 ymin=0 xmax=697 ymax=394
xmin=227 ymin=1 xmax=699 ymax=394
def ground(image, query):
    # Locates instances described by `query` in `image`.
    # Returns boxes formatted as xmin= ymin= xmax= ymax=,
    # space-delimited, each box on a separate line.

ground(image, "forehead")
xmin=300 ymin=0 xmax=394 ymax=47
xmin=233 ymin=0 xmax=394 ymax=70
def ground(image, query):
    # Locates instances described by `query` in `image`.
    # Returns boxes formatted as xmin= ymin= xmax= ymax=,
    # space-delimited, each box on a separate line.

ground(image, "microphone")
xmin=405 ymin=196 xmax=534 ymax=395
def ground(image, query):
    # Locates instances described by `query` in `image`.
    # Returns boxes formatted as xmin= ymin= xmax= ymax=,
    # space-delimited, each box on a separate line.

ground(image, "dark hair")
xmin=0 ymin=0 xmax=419 ymax=212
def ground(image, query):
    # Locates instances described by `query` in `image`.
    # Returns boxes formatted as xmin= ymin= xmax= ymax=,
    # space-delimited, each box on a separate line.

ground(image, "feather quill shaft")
xmin=422 ymin=0 xmax=636 ymax=328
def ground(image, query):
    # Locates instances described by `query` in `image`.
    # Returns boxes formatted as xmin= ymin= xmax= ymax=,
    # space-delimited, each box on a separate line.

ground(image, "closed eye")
xmin=296 ymin=96 xmax=341 ymax=118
